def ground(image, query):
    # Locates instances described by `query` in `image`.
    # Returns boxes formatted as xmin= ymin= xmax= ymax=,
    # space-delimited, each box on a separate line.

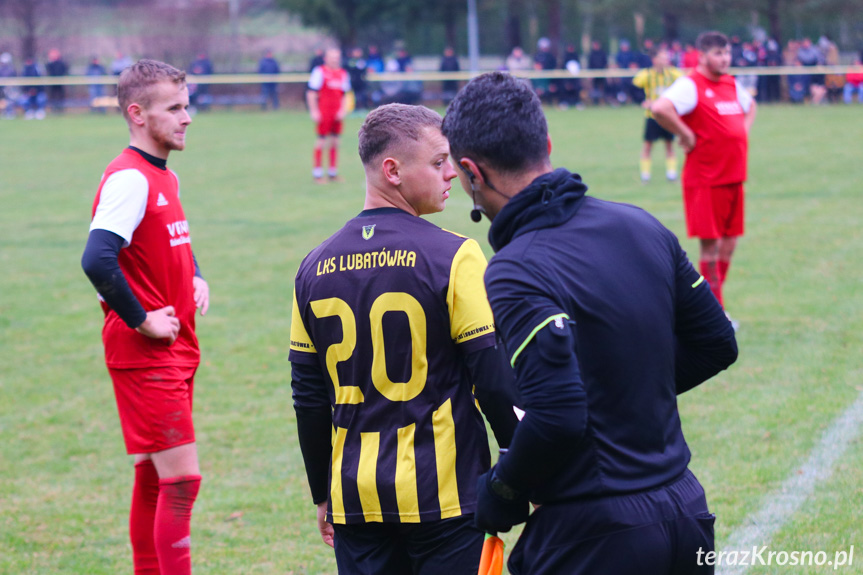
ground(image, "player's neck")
xmin=363 ymin=186 xmax=418 ymax=217
xmin=696 ymin=65 xmax=722 ymax=82
xmin=493 ymin=164 xmax=554 ymax=200
xmin=129 ymin=133 xmax=170 ymax=161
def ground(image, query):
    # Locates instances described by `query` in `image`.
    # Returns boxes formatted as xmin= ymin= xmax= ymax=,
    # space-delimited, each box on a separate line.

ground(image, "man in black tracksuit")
xmin=441 ymin=72 xmax=738 ymax=574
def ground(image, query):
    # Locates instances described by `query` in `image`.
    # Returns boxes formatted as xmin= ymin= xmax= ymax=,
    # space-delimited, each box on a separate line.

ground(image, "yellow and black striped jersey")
xmin=290 ymin=207 xmax=497 ymax=525
xmin=633 ymin=66 xmax=683 ymax=117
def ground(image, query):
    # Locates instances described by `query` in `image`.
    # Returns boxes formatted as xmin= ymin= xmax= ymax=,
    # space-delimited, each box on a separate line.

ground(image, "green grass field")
xmin=1 ymin=104 xmax=861 ymax=574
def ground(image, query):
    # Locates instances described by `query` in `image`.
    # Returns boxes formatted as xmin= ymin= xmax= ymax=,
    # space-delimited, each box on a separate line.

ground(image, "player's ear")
xmin=547 ymin=134 xmax=553 ymax=156
xmin=127 ymin=103 xmax=145 ymax=127
xmin=381 ymin=156 xmax=401 ymax=186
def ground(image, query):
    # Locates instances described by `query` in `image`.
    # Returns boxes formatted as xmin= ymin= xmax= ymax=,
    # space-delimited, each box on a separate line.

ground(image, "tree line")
xmin=2 ymin=0 xmax=860 ymax=62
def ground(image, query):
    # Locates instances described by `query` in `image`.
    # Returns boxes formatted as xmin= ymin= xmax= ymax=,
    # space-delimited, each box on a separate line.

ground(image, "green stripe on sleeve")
xmin=692 ymin=276 xmax=705 ymax=288
xmin=510 ymin=313 xmax=570 ymax=367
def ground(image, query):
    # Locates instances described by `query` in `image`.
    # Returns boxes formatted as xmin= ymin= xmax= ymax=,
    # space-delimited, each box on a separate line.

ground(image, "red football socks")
xmin=313 ymin=148 xmax=323 ymax=169
xmin=329 ymin=146 xmax=338 ymax=171
xmin=154 ymin=475 xmax=201 ymax=575
xmin=130 ymin=460 xmax=160 ymax=575
xmin=700 ymin=259 xmax=723 ymax=307
xmin=718 ymin=260 xmax=730 ymax=284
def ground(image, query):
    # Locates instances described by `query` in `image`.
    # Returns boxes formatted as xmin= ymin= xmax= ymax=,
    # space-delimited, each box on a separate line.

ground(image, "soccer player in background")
xmin=290 ymin=103 xmax=519 ymax=574
xmin=441 ymin=72 xmax=738 ymax=574
xmin=632 ymin=46 xmax=683 ymax=182
xmin=652 ymin=31 xmax=757 ymax=324
xmin=81 ymin=59 xmax=208 ymax=575
xmin=307 ymin=48 xmax=351 ymax=183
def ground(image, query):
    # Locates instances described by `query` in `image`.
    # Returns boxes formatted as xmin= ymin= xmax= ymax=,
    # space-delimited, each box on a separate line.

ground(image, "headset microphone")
xmin=469 ymin=180 xmax=483 ymax=223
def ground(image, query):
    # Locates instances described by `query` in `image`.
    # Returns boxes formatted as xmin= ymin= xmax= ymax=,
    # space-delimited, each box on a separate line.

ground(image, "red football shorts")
xmin=683 ymin=182 xmax=745 ymax=239
xmin=108 ymin=365 xmax=197 ymax=454
xmin=317 ymin=115 xmax=343 ymax=137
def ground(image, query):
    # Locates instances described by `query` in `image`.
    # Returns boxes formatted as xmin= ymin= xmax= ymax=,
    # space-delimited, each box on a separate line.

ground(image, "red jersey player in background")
xmin=81 ymin=59 xmax=209 ymax=575
xmin=652 ymin=31 xmax=757 ymax=328
xmin=307 ymin=48 xmax=351 ymax=183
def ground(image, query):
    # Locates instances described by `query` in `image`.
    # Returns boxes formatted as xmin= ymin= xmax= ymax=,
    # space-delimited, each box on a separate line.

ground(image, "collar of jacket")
xmin=488 ymin=167 xmax=588 ymax=252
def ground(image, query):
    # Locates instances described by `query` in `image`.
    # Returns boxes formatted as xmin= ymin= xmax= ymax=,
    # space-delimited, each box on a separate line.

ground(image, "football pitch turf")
xmin=1 ymin=104 xmax=861 ymax=574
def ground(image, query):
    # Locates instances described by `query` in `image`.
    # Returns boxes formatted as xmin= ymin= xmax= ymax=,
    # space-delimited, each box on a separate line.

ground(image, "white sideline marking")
xmin=717 ymin=389 xmax=863 ymax=575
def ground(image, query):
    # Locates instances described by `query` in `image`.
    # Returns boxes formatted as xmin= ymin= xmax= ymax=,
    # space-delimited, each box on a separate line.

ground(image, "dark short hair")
xmin=696 ymin=31 xmax=729 ymax=53
xmin=358 ymin=103 xmax=442 ymax=166
xmin=441 ymin=71 xmax=548 ymax=174
xmin=118 ymin=59 xmax=186 ymax=120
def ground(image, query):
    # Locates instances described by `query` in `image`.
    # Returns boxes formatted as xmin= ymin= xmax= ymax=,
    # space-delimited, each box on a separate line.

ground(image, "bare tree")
xmin=507 ymin=0 xmax=524 ymax=51
xmin=0 ymin=0 xmax=64 ymax=59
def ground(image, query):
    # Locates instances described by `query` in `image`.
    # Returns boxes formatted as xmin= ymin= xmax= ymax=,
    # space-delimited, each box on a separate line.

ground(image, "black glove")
xmin=474 ymin=467 xmax=530 ymax=533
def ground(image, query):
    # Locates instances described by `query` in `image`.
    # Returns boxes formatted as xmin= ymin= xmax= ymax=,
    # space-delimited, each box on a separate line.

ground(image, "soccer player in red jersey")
xmin=307 ymin=48 xmax=351 ymax=183
xmin=653 ymin=31 xmax=757 ymax=325
xmin=81 ymin=59 xmax=208 ymax=575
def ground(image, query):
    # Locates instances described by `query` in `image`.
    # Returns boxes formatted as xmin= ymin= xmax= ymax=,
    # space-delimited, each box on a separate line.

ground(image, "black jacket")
xmin=485 ymin=168 xmax=737 ymax=503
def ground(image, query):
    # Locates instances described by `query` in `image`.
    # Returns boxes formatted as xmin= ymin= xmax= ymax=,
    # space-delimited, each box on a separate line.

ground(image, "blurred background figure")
xmin=616 ymin=39 xmax=636 ymax=103
xmin=308 ymin=48 xmax=324 ymax=72
xmin=533 ymin=36 xmax=557 ymax=104
xmin=796 ymin=38 xmax=826 ymax=104
xmin=0 ymin=52 xmax=19 ymax=119
xmin=439 ymin=46 xmax=460 ymax=106
xmin=189 ymin=52 xmax=214 ymax=112
xmin=22 ymin=57 xmax=46 ymax=120
xmin=786 ymin=58 xmax=809 ymax=104
xmin=820 ymin=36 xmax=843 ymax=103
xmin=588 ymin=40 xmax=608 ymax=105
xmin=111 ymin=51 xmax=132 ymax=76
xmin=86 ymin=55 xmax=107 ymax=114
xmin=682 ymin=43 xmax=699 ymax=68
xmin=378 ymin=57 xmax=404 ymax=104
xmin=347 ymin=47 xmax=369 ymax=111
xmin=668 ymin=40 xmax=684 ymax=67
xmin=505 ymin=46 xmax=532 ymax=73
xmin=306 ymin=48 xmax=350 ymax=183
xmin=559 ymin=43 xmax=582 ymax=110
xmin=46 ymin=48 xmax=69 ymax=114
xmin=110 ymin=51 xmax=133 ymax=96
xmin=366 ymin=44 xmax=384 ymax=73
xmin=759 ymin=38 xmax=782 ymax=103
xmin=258 ymin=49 xmax=280 ymax=111
xmin=844 ymin=58 xmax=863 ymax=104
xmin=394 ymin=43 xmax=422 ymax=105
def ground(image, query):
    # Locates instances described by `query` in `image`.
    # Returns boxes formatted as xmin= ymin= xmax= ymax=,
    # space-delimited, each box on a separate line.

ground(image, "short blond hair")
xmin=118 ymin=59 xmax=186 ymax=120
xmin=358 ymin=104 xmax=442 ymax=166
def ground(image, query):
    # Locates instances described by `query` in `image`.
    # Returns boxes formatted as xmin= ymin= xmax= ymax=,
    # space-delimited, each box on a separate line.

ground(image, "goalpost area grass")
xmin=1 ymin=104 xmax=861 ymax=574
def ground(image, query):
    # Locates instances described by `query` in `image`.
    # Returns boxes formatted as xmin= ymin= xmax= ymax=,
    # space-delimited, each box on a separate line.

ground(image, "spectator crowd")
xmin=1 ymin=35 xmax=862 ymax=118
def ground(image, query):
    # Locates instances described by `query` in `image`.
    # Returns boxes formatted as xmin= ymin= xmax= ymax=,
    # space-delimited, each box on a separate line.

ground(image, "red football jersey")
xmin=91 ymin=148 xmax=200 ymax=368
xmin=682 ymin=71 xmax=748 ymax=187
xmin=309 ymin=65 xmax=350 ymax=117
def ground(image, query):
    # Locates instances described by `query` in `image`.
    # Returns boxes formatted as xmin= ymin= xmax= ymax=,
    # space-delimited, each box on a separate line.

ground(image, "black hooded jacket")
xmin=485 ymin=168 xmax=737 ymax=503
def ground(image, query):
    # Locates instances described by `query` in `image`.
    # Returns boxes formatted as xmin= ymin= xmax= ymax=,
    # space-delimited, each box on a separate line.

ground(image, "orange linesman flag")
xmin=478 ymin=533 xmax=505 ymax=575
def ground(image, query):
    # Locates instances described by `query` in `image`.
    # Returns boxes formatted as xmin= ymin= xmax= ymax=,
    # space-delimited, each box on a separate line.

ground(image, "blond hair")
xmin=118 ymin=59 xmax=186 ymax=120
xmin=358 ymin=104 xmax=442 ymax=166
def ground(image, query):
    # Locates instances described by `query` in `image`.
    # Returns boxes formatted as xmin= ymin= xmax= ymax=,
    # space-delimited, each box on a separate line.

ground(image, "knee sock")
xmin=154 ymin=475 xmax=201 ymax=575
xmin=329 ymin=147 xmax=338 ymax=176
xmin=639 ymin=158 xmax=651 ymax=178
xmin=700 ymin=259 xmax=723 ymax=307
xmin=665 ymin=156 xmax=677 ymax=175
xmin=130 ymin=460 xmax=160 ymax=575
xmin=718 ymin=260 xmax=730 ymax=284
xmin=313 ymin=148 xmax=323 ymax=169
